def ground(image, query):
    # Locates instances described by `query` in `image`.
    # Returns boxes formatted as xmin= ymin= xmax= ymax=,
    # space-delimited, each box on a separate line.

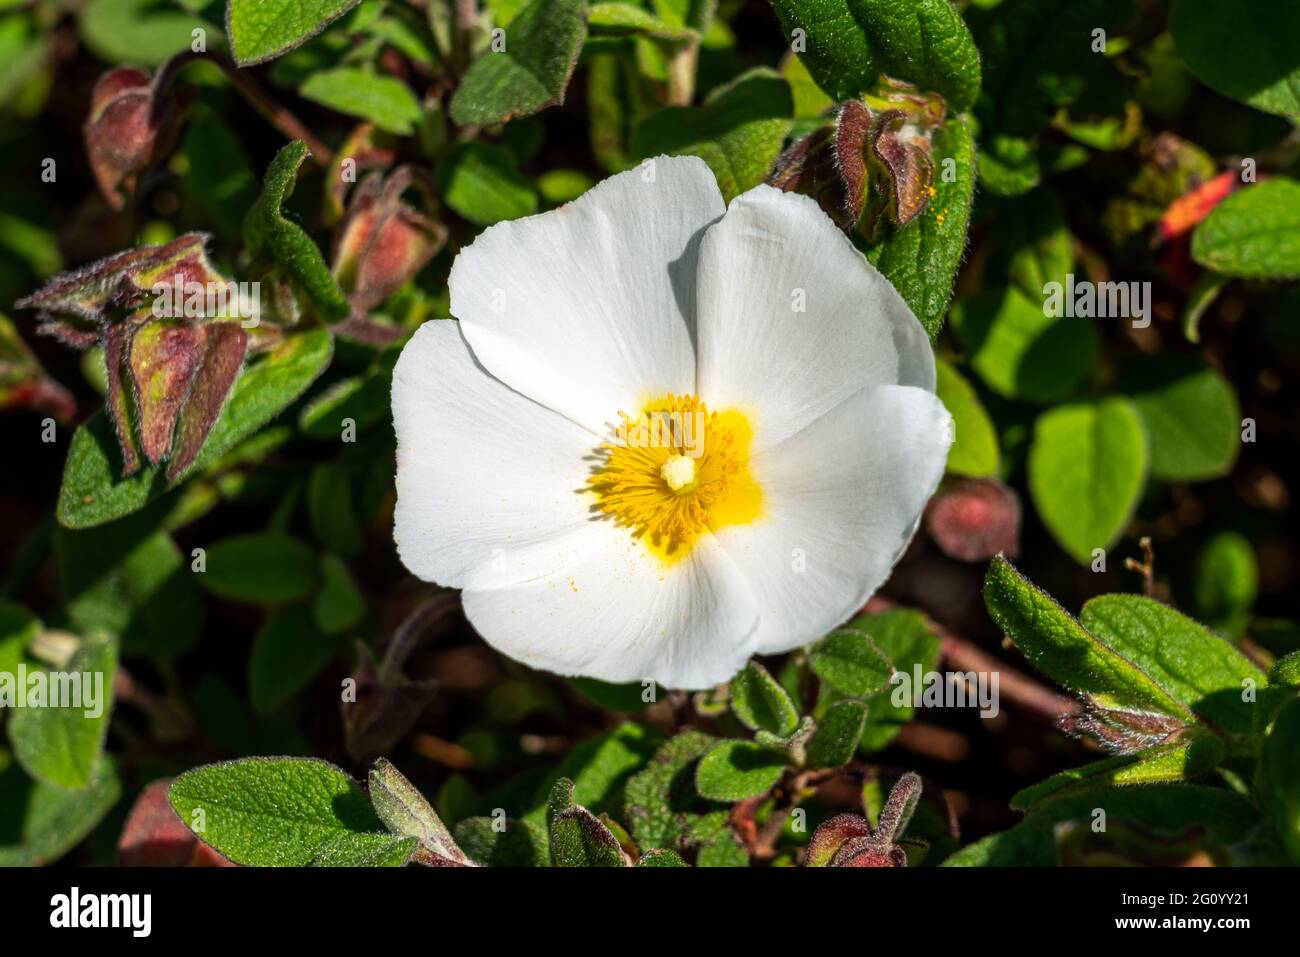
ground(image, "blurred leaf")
xmin=300 ymin=67 xmax=423 ymax=135
xmin=1191 ymin=179 xmax=1300 ymax=280
xmin=57 ymin=329 xmax=334 ymax=529
xmin=943 ymin=785 xmax=1258 ymax=866
xmin=934 ymin=359 xmax=998 ymax=478
xmin=79 ymin=0 xmax=219 ymax=67
xmin=249 ymin=603 xmax=344 ymax=714
xmin=226 ymin=0 xmax=361 ymax=65
xmin=950 ymin=286 xmax=1098 ymax=402
xmin=438 ymin=142 xmax=538 ymax=226
xmin=984 ymin=557 xmax=1193 ymax=718
xmin=1269 ymin=651 xmax=1300 ymax=689
xmin=569 ymin=677 xmax=651 ymax=712
xmin=1010 ymin=732 xmax=1226 ymax=811
xmin=449 ymin=0 xmax=587 ymax=126
xmin=182 ymin=114 xmax=258 ymax=242
xmin=245 ymin=141 xmax=350 ymax=322
xmin=729 ymin=661 xmax=799 ymax=737
xmin=453 ymin=816 xmax=547 ymax=866
xmin=200 ymin=532 xmax=318 ymax=605
xmin=524 ymin=721 xmax=658 ymax=825
xmin=991 ymin=189 xmax=1072 ymax=298
xmin=695 ymin=740 xmax=786 ymax=801
xmin=864 ymin=117 xmax=976 ymax=337
xmin=1124 ymin=357 xmax=1240 ymax=481
xmin=168 ymin=757 xmax=389 ymax=866
xmin=312 ymin=554 xmax=364 ymax=634
xmin=767 ymin=0 xmax=981 ymax=111
xmin=1195 ymin=532 xmax=1258 ymax=635
xmin=632 ymin=68 xmax=793 ymax=202
xmin=1027 ymin=398 xmax=1147 ymax=564
xmin=1171 ymin=0 xmax=1300 ymax=121
xmin=1081 ymin=594 xmax=1265 ymax=737
xmin=810 ymin=619 xmax=894 ymax=698
xmin=806 ymin=699 xmax=867 ymax=767
xmin=308 ymin=463 xmax=362 ymax=558
xmin=589 ymin=2 xmax=694 ymax=39
xmin=1257 ymin=696 xmax=1300 ymax=863
xmin=0 ymin=602 xmax=37 ymax=683
xmin=0 ymin=756 xmax=121 ymax=865
xmin=7 ymin=633 xmax=117 ymax=790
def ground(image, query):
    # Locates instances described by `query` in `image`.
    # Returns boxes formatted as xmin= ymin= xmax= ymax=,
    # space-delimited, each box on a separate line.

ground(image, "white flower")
xmin=392 ymin=156 xmax=952 ymax=690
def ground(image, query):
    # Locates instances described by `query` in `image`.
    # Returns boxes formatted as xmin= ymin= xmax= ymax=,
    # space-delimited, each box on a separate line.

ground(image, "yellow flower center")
xmin=589 ymin=393 xmax=761 ymax=564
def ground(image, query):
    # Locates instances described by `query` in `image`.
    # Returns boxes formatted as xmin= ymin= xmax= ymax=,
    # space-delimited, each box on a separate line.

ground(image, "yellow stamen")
xmin=588 ymin=394 xmax=761 ymax=564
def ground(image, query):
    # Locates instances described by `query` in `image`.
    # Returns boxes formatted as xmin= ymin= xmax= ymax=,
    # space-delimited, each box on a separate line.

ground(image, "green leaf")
xmin=806 ymin=699 xmax=867 ymax=768
xmin=1010 ymin=733 xmax=1226 ymax=811
xmin=308 ymin=463 xmax=363 ymax=558
xmin=990 ymin=188 xmax=1073 ymax=298
xmin=810 ymin=622 xmax=894 ymax=698
xmin=369 ymin=758 xmax=470 ymax=864
xmin=249 ymin=604 xmax=343 ymax=715
xmin=983 ymin=557 xmax=1193 ymax=719
xmin=438 ymin=142 xmax=538 ymax=226
xmin=167 ymin=757 xmax=390 ymax=866
xmin=299 ymin=67 xmax=423 ymax=135
xmin=524 ymin=721 xmax=659 ymax=826
xmin=453 ymin=816 xmax=547 ymax=866
xmin=312 ymin=554 xmax=365 ymax=635
xmin=1257 ymin=697 xmax=1300 ymax=863
xmin=1125 ymin=357 xmax=1241 ymax=481
xmin=637 ymin=847 xmax=689 ymax=866
xmin=547 ymin=778 xmax=627 ymax=866
xmin=80 ymin=0 xmax=219 ymax=67
xmin=199 ymin=532 xmax=319 ymax=605
xmin=934 ymin=358 xmax=998 ymax=478
xmin=1080 ymin=594 xmax=1265 ymax=737
xmin=7 ymin=633 xmax=117 ymax=790
xmin=1171 ymin=0 xmax=1300 ymax=121
xmin=1027 ymin=398 xmax=1148 ymax=564
xmin=695 ymin=740 xmax=787 ymax=801
xmin=309 ymin=831 xmax=417 ymax=867
xmin=244 ymin=142 xmax=350 ymax=322
xmin=589 ymin=2 xmax=694 ymax=39
xmin=729 ymin=661 xmax=799 ymax=737
xmin=0 ymin=602 xmax=37 ymax=683
xmin=1195 ymin=532 xmax=1258 ymax=635
xmin=632 ymin=67 xmax=793 ymax=202
xmin=1270 ymin=651 xmax=1300 ymax=689
xmin=854 ymin=609 xmax=941 ymax=751
xmin=448 ymin=0 xmax=587 ymax=126
xmin=942 ymin=784 xmax=1258 ymax=866
xmin=570 ymin=677 xmax=651 ymax=712
xmin=768 ymin=0 xmax=981 ymax=111
xmin=950 ymin=286 xmax=1098 ymax=403
xmin=862 ymin=116 xmax=975 ymax=338
xmin=0 ymin=756 xmax=121 ymax=866
xmin=226 ymin=0 xmax=362 ymax=66
xmin=57 ymin=329 xmax=335 ymax=529
xmin=1191 ymin=179 xmax=1300 ymax=280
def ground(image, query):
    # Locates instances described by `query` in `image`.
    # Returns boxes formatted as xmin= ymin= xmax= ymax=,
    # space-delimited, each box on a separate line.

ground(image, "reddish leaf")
xmin=805 ymin=812 xmax=873 ymax=867
xmin=84 ymin=65 xmax=188 ymax=210
xmin=128 ymin=319 xmax=206 ymax=466
xmin=103 ymin=320 xmax=143 ymax=475
xmin=167 ymin=321 xmax=248 ymax=481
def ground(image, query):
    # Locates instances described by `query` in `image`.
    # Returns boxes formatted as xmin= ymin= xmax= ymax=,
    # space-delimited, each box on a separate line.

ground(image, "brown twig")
xmin=939 ymin=628 xmax=1080 ymax=720
xmin=1124 ymin=536 xmax=1158 ymax=597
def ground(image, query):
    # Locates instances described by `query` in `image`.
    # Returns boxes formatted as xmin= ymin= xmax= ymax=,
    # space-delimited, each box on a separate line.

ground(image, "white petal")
xmin=713 ymin=384 xmax=953 ymax=655
xmin=392 ymin=320 xmax=596 ymax=588
xmin=449 ymin=155 xmax=725 ymax=433
xmin=696 ymin=184 xmax=936 ymax=453
xmin=461 ymin=521 xmax=760 ymax=690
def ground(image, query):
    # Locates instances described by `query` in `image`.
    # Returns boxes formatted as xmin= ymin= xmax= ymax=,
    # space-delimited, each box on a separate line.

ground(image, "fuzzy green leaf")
xmin=695 ymin=740 xmax=787 ymax=801
xmin=1125 ymin=357 xmax=1241 ymax=481
xmin=1010 ymin=733 xmax=1226 ymax=811
xmin=1270 ymin=651 xmax=1300 ymax=689
xmin=244 ymin=141 xmax=350 ymax=322
xmin=1195 ymin=533 xmax=1258 ymax=635
xmin=637 ymin=847 xmax=689 ymax=866
xmin=1191 ymin=178 xmax=1300 ymax=280
xmin=806 ymin=699 xmax=868 ymax=768
xmin=439 ymin=142 xmax=538 ymax=226
xmin=1080 ymin=595 xmax=1266 ymax=737
xmin=810 ymin=622 xmax=894 ymax=698
xmin=547 ymin=778 xmax=626 ymax=866
xmin=7 ymin=633 xmax=117 ymax=789
xmin=167 ymin=757 xmax=390 ymax=866
xmin=226 ymin=0 xmax=362 ymax=66
xmin=453 ymin=817 xmax=547 ymax=866
xmin=632 ymin=68 xmax=793 ymax=202
xmin=983 ymin=557 xmax=1193 ymax=719
xmin=0 ymin=756 xmax=121 ymax=865
xmin=369 ymin=758 xmax=470 ymax=864
xmin=308 ymin=832 xmax=417 ymax=867
xmin=449 ymin=0 xmax=587 ymax=126
xmin=57 ymin=329 xmax=335 ymax=529
xmin=768 ymin=0 xmax=981 ymax=111
xmin=864 ymin=117 xmax=975 ymax=338
xmin=1027 ymin=398 xmax=1148 ymax=564
xmin=729 ymin=661 xmax=799 ymax=737
xmin=855 ymin=609 xmax=941 ymax=751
